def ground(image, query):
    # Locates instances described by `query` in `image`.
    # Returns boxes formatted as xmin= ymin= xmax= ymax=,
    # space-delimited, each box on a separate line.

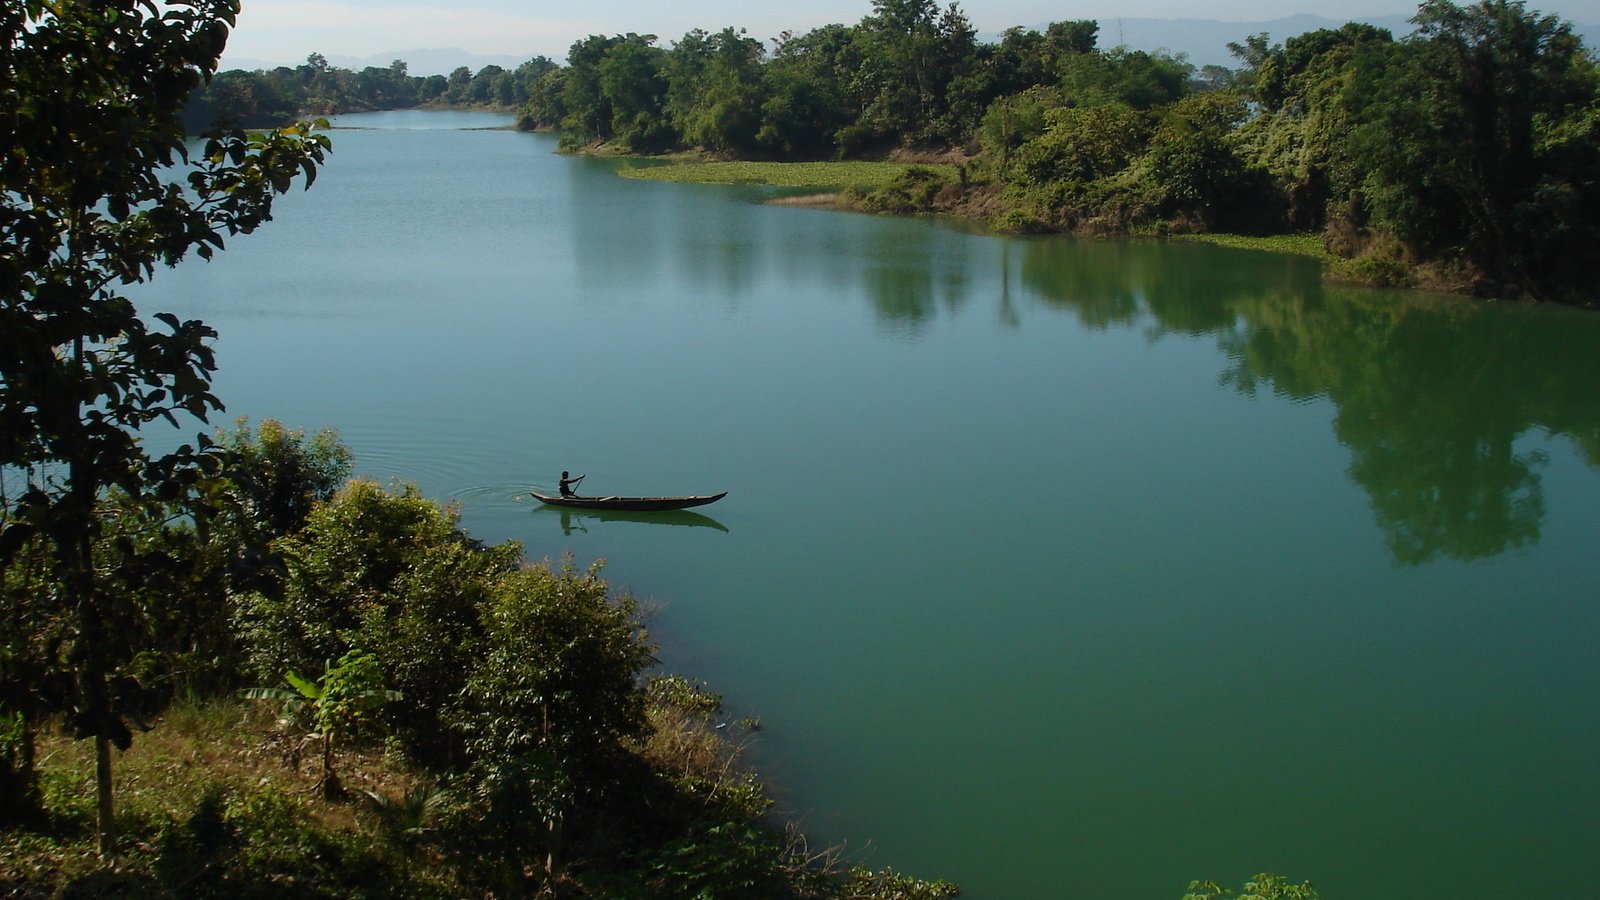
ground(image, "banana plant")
xmin=242 ymin=649 xmax=400 ymax=799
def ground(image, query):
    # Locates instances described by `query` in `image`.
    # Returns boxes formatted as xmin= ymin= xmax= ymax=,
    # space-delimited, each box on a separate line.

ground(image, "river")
xmin=141 ymin=110 xmax=1600 ymax=898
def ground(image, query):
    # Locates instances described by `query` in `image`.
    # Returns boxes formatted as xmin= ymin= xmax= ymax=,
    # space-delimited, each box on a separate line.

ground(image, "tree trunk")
xmin=77 ymin=629 xmax=118 ymax=855
xmin=0 ymin=717 xmax=39 ymax=824
xmin=320 ymin=735 xmax=343 ymax=800
xmin=66 ymin=344 xmax=117 ymax=855
xmin=95 ymin=733 xmax=115 ymax=855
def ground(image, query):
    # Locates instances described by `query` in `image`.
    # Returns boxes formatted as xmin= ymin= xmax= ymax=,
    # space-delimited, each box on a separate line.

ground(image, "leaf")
xmin=240 ymin=687 xmax=296 ymax=701
xmin=284 ymin=670 xmax=323 ymax=699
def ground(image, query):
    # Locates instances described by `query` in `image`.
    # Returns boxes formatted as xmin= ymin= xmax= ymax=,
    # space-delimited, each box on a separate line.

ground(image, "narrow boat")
xmin=530 ymin=490 xmax=727 ymax=511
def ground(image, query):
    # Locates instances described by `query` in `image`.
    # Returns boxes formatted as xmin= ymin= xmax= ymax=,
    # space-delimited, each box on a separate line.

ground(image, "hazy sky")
xmin=221 ymin=0 xmax=1599 ymax=65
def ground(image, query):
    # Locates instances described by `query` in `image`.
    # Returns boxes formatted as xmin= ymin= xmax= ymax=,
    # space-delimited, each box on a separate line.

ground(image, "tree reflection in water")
xmin=1014 ymin=238 xmax=1600 ymax=564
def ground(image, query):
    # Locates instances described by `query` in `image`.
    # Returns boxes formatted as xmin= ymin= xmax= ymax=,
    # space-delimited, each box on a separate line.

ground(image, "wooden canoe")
xmin=530 ymin=490 xmax=727 ymax=511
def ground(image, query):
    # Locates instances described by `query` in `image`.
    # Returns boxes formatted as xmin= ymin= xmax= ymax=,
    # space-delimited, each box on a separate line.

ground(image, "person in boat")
xmin=558 ymin=470 xmax=586 ymax=498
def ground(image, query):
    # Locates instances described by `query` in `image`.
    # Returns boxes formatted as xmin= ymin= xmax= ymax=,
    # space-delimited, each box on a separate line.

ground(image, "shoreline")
xmin=605 ymin=152 xmax=1596 ymax=307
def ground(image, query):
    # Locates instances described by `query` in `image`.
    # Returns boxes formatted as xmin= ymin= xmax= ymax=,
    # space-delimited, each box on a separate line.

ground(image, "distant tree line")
xmin=184 ymin=0 xmax=1598 ymax=303
xmin=521 ymin=0 xmax=1599 ymax=304
xmin=518 ymin=6 xmax=1126 ymax=157
xmin=181 ymin=51 xmax=559 ymax=131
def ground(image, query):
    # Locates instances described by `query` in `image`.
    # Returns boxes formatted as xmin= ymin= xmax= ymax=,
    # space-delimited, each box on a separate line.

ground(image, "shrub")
xmin=217 ymin=418 xmax=351 ymax=545
xmin=857 ymin=167 xmax=951 ymax=214
xmin=1183 ymin=872 xmax=1320 ymax=900
xmin=456 ymin=560 xmax=655 ymax=781
xmin=234 ymin=480 xmax=500 ymax=687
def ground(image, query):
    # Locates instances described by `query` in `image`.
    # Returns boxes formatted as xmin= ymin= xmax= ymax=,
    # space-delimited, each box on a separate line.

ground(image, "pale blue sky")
xmin=221 ymin=0 xmax=1598 ymax=66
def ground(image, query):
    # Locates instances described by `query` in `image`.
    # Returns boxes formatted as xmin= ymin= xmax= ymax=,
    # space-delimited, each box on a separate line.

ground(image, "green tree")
xmin=234 ymin=480 xmax=518 ymax=768
xmin=456 ymin=559 xmax=655 ymax=891
xmin=598 ymin=35 xmax=674 ymax=151
xmin=511 ymin=55 xmax=558 ymax=96
xmin=242 ymin=648 xmax=400 ymax=799
xmin=759 ymin=24 xmax=863 ymax=157
xmin=443 ymin=65 xmax=472 ymax=103
xmin=667 ymin=28 xmax=767 ymax=153
xmin=1230 ymin=24 xmax=1393 ymax=230
xmin=420 ymin=72 xmax=448 ymax=102
xmin=351 ymin=59 xmax=417 ymax=109
xmin=1057 ymin=47 xmax=1192 ymax=109
xmin=184 ymin=67 xmax=301 ymax=129
xmin=1346 ymin=0 xmax=1599 ymax=299
xmin=216 ymin=418 xmax=350 ymax=543
xmin=1135 ymin=90 xmax=1269 ymax=230
xmin=208 ymin=417 xmax=350 ymax=603
xmin=848 ymin=0 xmax=978 ymax=148
xmin=1010 ymin=102 xmax=1147 ymax=190
xmin=988 ymin=25 xmax=1063 ymax=96
xmin=561 ymin=34 xmax=626 ymax=145
xmin=0 ymin=0 xmax=328 ymax=851
xmin=234 ymin=479 xmax=659 ymax=890
xmin=469 ymin=64 xmax=505 ymax=104
xmin=978 ymin=85 xmax=1062 ymax=163
xmin=520 ymin=66 xmax=569 ymax=130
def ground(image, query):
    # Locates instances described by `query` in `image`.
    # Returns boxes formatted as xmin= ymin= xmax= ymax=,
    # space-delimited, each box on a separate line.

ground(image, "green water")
xmin=143 ymin=111 xmax=1600 ymax=897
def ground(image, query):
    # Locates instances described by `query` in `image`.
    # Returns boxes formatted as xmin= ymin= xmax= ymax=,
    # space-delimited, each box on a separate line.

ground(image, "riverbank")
xmin=2 ymin=681 xmax=959 ymax=898
xmin=0 ymin=462 xmax=961 ymax=898
xmin=615 ymin=155 xmax=1547 ymax=301
xmin=618 ymin=158 xmax=955 ymax=190
xmin=618 ymin=158 xmax=1344 ymax=258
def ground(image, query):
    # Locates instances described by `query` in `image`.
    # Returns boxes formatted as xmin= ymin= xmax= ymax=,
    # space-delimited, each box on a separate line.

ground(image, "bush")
xmin=456 ymin=560 xmax=655 ymax=778
xmin=857 ymin=167 xmax=951 ymax=214
xmin=1009 ymin=103 xmax=1146 ymax=190
xmin=1183 ymin=872 xmax=1319 ymax=900
xmin=1326 ymin=233 xmax=1417 ymax=288
xmin=234 ymin=480 xmax=502 ymax=688
xmin=1335 ymin=252 xmax=1416 ymax=288
xmin=979 ymin=86 xmax=1067 ymax=160
xmin=1136 ymin=133 xmax=1270 ymax=230
xmin=217 ymin=418 xmax=351 ymax=545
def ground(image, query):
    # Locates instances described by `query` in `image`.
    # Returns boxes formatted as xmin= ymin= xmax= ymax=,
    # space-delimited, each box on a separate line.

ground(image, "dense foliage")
xmin=1 ymin=1 xmax=955 ymax=889
xmin=520 ymin=0 xmax=1595 ymax=303
xmin=182 ymin=52 xmax=559 ymax=129
xmin=0 ymin=0 xmax=1582 ymax=889
xmin=4 ymin=424 xmax=962 ymax=896
xmin=193 ymin=1 xmax=1599 ymax=301
xmin=1 ymin=0 xmax=329 ymax=850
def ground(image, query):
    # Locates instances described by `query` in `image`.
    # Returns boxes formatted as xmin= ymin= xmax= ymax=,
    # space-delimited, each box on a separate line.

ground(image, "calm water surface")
xmin=143 ymin=111 xmax=1600 ymax=897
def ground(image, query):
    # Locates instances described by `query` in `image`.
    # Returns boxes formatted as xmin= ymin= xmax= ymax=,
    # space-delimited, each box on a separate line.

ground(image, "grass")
xmin=1172 ymin=231 xmax=1336 ymax=263
xmin=3 ymin=687 xmax=959 ymax=899
xmin=2 ymin=699 xmax=454 ymax=898
xmin=617 ymin=159 xmax=957 ymax=190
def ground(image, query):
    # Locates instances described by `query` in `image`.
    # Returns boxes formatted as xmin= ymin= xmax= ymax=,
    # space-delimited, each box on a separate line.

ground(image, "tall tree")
xmin=667 ymin=28 xmax=766 ymax=153
xmin=1347 ymin=0 xmax=1599 ymax=298
xmin=1229 ymin=24 xmax=1393 ymax=229
xmin=0 ymin=0 xmax=328 ymax=850
xmin=561 ymin=34 xmax=626 ymax=145
xmin=759 ymin=24 xmax=862 ymax=157
xmin=848 ymin=0 xmax=981 ymax=147
xmin=850 ymin=0 xmax=943 ymax=148
xmin=597 ymin=35 xmax=673 ymax=151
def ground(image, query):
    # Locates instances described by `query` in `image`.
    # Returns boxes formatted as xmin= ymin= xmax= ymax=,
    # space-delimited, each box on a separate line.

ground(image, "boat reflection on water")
xmin=540 ymin=506 xmax=730 ymax=535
